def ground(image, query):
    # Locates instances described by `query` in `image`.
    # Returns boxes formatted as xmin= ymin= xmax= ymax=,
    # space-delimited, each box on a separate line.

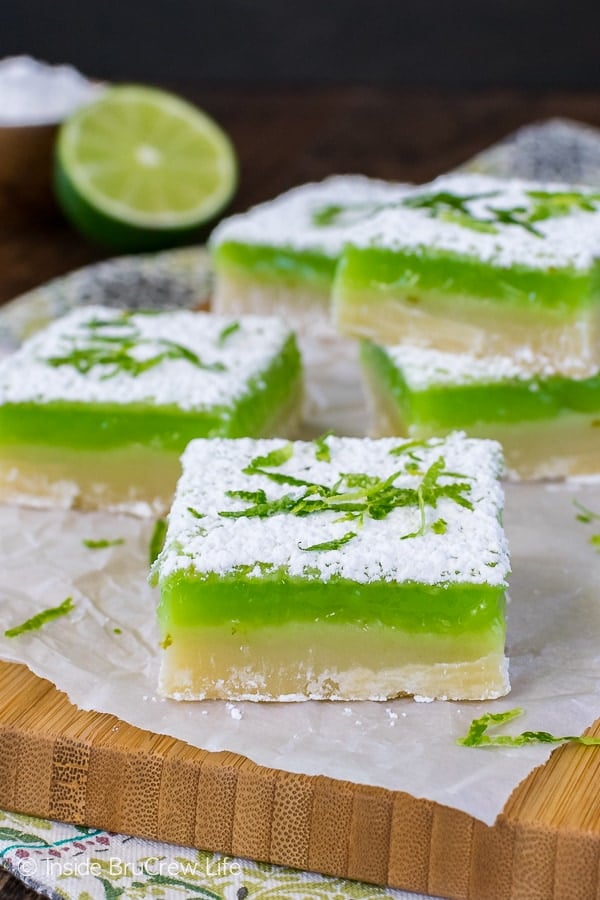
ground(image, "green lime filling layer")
xmin=0 ymin=335 xmax=301 ymax=451
xmin=158 ymin=569 xmax=506 ymax=637
xmin=214 ymin=241 xmax=337 ymax=289
xmin=339 ymin=246 xmax=599 ymax=313
xmin=361 ymin=341 xmax=600 ymax=427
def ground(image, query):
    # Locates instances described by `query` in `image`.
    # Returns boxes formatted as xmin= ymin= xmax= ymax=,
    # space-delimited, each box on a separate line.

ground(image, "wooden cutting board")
xmin=1 ymin=659 xmax=600 ymax=900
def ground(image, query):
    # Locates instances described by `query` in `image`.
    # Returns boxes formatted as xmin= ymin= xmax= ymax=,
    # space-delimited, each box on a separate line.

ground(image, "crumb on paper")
xmin=226 ymin=702 xmax=243 ymax=720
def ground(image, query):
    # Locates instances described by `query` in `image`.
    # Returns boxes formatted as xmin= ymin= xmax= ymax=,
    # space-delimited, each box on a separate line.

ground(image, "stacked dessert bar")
xmin=211 ymin=175 xmax=409 ymax=334
xmin=211 ymin=172 xmax=600 ymax=479
xmin=151 ymin=174 xmax=546 ymax=703
xmin=337 ymin=173 xmax=600 ymax=479
xmin=182 ymin=170 xmax=599 ymax=703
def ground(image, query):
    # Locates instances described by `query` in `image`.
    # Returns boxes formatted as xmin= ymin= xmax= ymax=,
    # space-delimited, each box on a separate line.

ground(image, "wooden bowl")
xmin=0 ymin=121 xmax=60 ymax=222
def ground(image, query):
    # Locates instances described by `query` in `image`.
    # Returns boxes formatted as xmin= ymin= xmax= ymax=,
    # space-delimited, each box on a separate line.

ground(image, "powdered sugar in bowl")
xmin=0 ymin=56 xmax=104 ymax=219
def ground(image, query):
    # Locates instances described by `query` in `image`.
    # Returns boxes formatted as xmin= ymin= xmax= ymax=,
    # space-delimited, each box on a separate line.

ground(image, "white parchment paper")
xmin=0 ymin=339 xmax=599 ymax=826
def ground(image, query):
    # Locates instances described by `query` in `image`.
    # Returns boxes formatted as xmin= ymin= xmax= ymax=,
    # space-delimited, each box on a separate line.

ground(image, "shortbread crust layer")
xmin=212 ymin=265 xmax=333 ymax=334
xmin=160 ymin=624 xmax=508 ymax=702
xmin=335 ymin=248 xmax=599 ymax=367
xmin=0 ymin=388 xmax=301 ymax=514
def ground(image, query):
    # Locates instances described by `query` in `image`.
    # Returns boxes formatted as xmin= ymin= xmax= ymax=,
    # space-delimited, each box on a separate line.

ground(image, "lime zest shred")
xmin=573 ymin=500 xmax=600 ymax=551
xmin=149 ymin=518 xmax=168 ymax=566
xmin=243 ymin=442 xmax=294 ymax=474
xmin=187 ymin=507 xmax=208 ymax=535
xmin=187 ymin=507 xmax=206 ymax=519
xmin=45 ymin=315 xmax=226 ymax=379
xmin=458 ymin=707 xmax=600 ymax=748
xmin=314 ymin=430 xmax=333 ymax=463
xmin=389 ymin=437 xmax=444 ymax=458
xmin=402 ymin=483 xmax=426 ymax=540
xmin=313 ymin=188 xmax=600 ymax=237
xmin=217 ymin=321 xmax=240 ymax=345
xmin=311 ymin=201 xmax=391 ymax=228
xmin=574 ymin=498 xmax=600 ymax=524
xmin=526 ymin=189 xmax=600 ymax=221
xmin=222 ymin=450 xmax=473 ymax=550
xmin=299 ymin=531 xmax=357 ymax=553
xmin=83 ymin=538 xmax=125 ymax=550
xmin=404 ymin=190 xmax=504 ymax=233
xmin=4 ymin=597 xmax=75 ymax=639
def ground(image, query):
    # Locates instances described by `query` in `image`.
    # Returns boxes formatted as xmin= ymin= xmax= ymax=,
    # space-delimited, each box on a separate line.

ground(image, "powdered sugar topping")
xmin=347 ymin=173 xmax=600 ymax=270
xmin=0 ymin=56 xmax=103 ymax=125
xmin=210 ymin=175 xmax=409 ymax=256
xmin=156 ymin=433 xmax=510 ymax=588
xmin=383 ymin=343 xmax=599 ymax=390
xmin=0 ymin=306 xmax=295 ymax=410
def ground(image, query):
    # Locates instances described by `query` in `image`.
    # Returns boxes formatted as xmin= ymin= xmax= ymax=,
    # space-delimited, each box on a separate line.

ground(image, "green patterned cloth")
xmin=0 ymin=809 xmax=435 ymax=900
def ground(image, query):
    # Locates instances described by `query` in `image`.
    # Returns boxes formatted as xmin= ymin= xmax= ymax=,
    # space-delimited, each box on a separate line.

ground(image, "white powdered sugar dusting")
xmin=210 ymin=175 xmax=409 ymax=256
xmin=0 ymin=56 xmax=103 ymax=125
xmin=384 ymin=343 xmax=599 ymax=390
xmin=0 ymin=305 xmax=294 ymax=410
xmin=347 ymin=173 xmax=600 ymax=270
xmin=156 ymin=433 xmax=510 ymax=587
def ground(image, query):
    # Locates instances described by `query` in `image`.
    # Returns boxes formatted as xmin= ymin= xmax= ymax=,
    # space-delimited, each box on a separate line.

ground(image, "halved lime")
xmin=55 ymin=85 xmax=237 ymax=251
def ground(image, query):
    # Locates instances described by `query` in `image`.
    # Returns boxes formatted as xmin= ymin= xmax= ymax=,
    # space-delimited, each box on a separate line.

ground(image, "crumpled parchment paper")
xmin=1 ymin=336 xmax=599 ymax=827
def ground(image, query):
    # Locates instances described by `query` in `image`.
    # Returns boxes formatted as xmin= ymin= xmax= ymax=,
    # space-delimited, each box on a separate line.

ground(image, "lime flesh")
xmin=55 ymin=85 xmax=237 ymax=251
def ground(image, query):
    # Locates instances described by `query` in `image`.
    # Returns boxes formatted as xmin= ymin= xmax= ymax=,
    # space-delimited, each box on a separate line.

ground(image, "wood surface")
xmin=1 ymin=660 xmax=600 ymax=900
xmin=4 ymin=86 xmax=600 ymax=304
xmin=2 ymin=87 xmax=600 ymax=900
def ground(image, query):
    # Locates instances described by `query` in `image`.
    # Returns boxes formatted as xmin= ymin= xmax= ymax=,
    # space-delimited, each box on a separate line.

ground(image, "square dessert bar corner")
xmin=0 ymin=306 xmax=302 ymax=515
xmin=360 ymin=340 xmax=600 ymax=480
xmin=333 ymin=173 xmax=600 ymax=370
xmin=153 ymin=432 xmax=511 ymax=702
xmin=209 ymin=175 xmax=408 ymax=331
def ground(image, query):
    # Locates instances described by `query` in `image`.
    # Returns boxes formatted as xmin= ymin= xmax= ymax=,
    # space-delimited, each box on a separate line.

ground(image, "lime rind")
xmin=54 ymin=164 xmax=219 ymax=252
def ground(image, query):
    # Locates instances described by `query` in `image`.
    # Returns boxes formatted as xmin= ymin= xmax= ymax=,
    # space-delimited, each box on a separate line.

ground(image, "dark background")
xmin=2 ymin=0 xmax=600 ymax=88
xmin=3 ymin=0 xmax=600 ymax=306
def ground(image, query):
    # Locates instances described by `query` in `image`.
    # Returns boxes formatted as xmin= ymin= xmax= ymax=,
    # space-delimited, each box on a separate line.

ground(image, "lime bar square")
xmin=360 ymin=341 xmax=600 ymax=480
xmin=0 ymin=306 xmax=302 ymax=514
xmin=153 ymin=433 xmax=510 ymax=701
xmin=334 ymin=174 xmax=600 ymax=370
xmin=210 ymin=176 xmax=407 ymax=332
